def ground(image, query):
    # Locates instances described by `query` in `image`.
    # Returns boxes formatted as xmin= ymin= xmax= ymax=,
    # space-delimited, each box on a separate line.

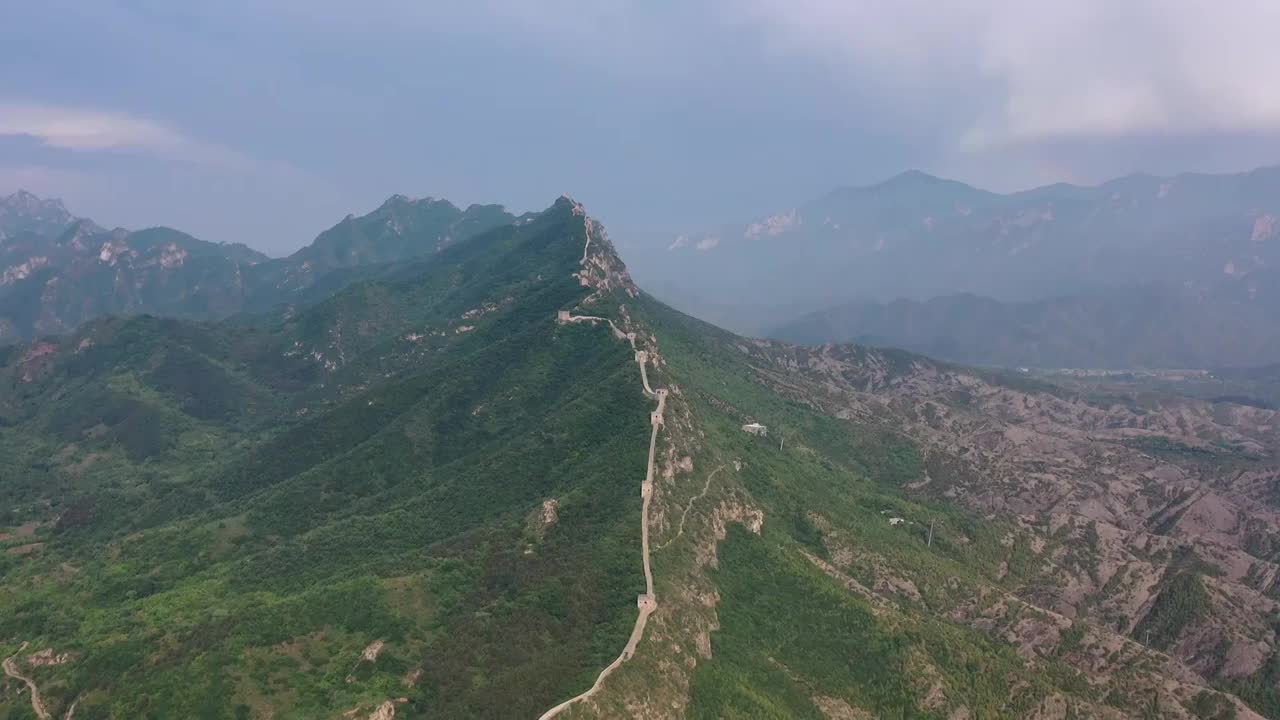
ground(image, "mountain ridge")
xmin=0 ymin=190 xmax=521 ymax=342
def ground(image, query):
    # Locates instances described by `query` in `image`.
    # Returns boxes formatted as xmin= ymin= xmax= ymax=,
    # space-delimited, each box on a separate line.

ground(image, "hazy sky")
xmin=3 ymin=1 xmax=1280 ymax=254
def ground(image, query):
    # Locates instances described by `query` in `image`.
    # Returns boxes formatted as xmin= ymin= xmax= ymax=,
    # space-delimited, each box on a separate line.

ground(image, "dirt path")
xmin=3 ymin=642 xmax=51 ymax=720
xmin=539 ymin=316 xmax=667 ymax=720
xmin=655 ymin=465 xmax=725 ymax=551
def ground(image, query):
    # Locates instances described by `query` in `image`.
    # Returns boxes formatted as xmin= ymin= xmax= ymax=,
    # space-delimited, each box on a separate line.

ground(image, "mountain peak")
xmin=378 ymin=193 xmax=418 ymax=210
xmin=870 ymin=169 xmax=982 ymax=194
xmin=2 ymin=189 xmax=69 ymax=215
xmin=553 ymin=194 xmax=588 ymax=217
xmin=1 ymin=189 xmax=79 ymax=240
xmin=376 ymin=194 xmax=456 ymax=212
xmin=885 ymin=169 xmax=943 ymax=184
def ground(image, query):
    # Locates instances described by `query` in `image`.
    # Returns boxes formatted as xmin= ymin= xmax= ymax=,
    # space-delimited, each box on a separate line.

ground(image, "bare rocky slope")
xmin=718 ymin=337 xmax=1280 ymax=715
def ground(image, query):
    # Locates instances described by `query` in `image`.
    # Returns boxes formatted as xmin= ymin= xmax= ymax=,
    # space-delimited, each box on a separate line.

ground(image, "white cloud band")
xmin=0 ymin=102 xmax=255 ymax=169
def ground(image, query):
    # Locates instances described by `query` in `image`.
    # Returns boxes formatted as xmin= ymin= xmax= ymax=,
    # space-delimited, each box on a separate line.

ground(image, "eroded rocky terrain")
xmin=734 ymin=339 xmax=1280 ymax=713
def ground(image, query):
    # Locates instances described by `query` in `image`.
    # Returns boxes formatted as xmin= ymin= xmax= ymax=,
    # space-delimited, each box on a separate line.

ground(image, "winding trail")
xmin=3 ymin=642 xmax=51 ymax=720
xmin=655 ymin=464 xmax=726 ymax=551
xmin=539 ymin=314 xmax=667 ymax=720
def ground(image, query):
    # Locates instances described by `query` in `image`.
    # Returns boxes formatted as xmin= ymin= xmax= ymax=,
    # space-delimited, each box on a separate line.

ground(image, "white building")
xmin=742 ymin=422 xmax=768 ymax=436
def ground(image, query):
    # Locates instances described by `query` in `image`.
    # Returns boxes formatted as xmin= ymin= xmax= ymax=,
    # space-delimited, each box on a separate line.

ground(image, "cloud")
xmin=0 ymin=101 xmax=256 ymax=170
xmin=965 ymin=1 xmax=1280 ymax=148
xmin=274 ymin=1 xmax=1280 ymax=149
xmin=723 ymin=0 xmax=1280 ymax=149
xmin=58 ymin=2 xmax=1280 ymax=153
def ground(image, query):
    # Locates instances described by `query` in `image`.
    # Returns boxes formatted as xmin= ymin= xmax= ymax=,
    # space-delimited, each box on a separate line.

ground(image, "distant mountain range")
xmin=627 ymin=166 xmax=1280 ymax=367
xmin=0 ymin=191 xmax=516 ymax=342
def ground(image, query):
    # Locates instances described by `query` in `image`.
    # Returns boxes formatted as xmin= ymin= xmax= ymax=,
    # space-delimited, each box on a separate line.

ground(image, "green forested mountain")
xmin=0 ymin=191 xmax=515 ymax=343
xmin=1 ymin=198 xmax=649 ymax=718
xmin=3 ymin=199 xmax=1278 ymax=719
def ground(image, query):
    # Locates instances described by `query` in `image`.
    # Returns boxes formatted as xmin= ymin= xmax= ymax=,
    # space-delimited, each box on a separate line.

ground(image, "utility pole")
xmin=927 ymin=519 xmax=935 ymax=548
xmin=779 ymin=433 xmax=785 ymax=451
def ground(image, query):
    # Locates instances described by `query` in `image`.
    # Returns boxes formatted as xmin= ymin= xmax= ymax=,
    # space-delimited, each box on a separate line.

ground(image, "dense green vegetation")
xmin=1132 ymin=571 xmax=1209 ymax=650
xmin=0 ymin=200 xmax=653 ymax=718
xmin=689 ymin=526 xmax=917 ymax=718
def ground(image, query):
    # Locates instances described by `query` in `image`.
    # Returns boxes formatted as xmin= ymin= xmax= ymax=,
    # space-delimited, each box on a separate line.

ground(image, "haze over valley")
xmin=627 ymin=166 xmax=1280 ymax=370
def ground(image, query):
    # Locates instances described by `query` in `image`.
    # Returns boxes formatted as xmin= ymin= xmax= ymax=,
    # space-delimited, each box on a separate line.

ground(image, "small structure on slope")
xmin=742 ymin=422 xmax=768 ymax=436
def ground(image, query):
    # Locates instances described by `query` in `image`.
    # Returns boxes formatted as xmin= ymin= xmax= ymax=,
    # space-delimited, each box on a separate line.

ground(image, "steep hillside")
xmin=0 ymin=191 xmax=514 ymax=343
xmin=2 ymin=199 xmax=1276 ymax=719
xmin=772 ymin=284 xmax=1280 ymax=369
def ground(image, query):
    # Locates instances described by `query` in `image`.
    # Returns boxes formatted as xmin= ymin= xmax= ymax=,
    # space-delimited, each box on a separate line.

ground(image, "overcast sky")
xmin=3 ymin=0 xmax=1279 ymax=255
